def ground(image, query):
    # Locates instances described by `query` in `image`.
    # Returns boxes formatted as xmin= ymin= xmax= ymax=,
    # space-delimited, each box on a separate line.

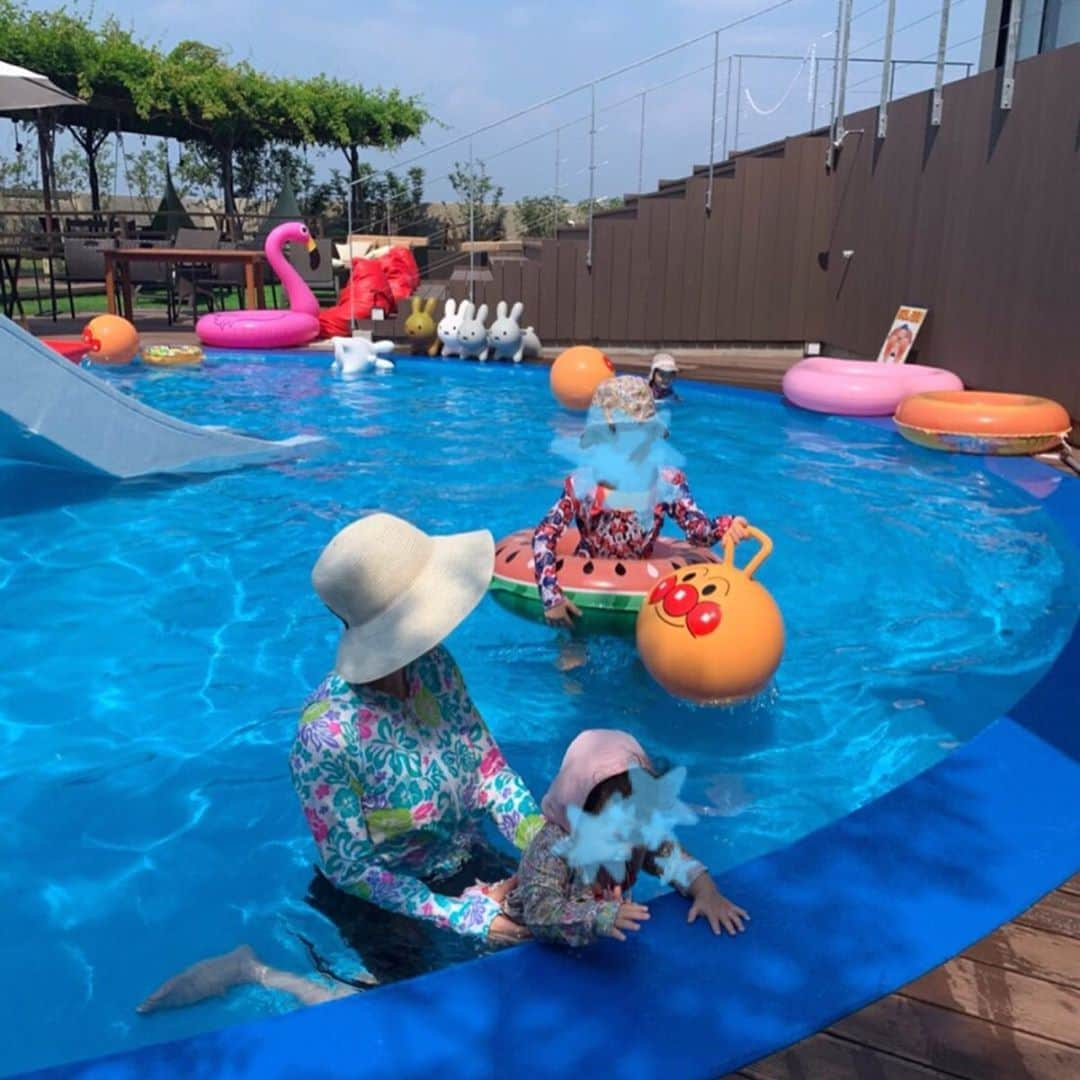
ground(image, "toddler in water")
xmin=648 ymin=353 xmax=680 ymax=400
xmin=504 ymin=729 xmax=748 ymax=944
xmin=533 ymin=375 xmax=749 ymax=627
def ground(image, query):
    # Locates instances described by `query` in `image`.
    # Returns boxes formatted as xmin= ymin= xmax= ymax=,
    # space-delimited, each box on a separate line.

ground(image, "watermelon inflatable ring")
xmin=489 ymin=527 xmax=722 ymax=634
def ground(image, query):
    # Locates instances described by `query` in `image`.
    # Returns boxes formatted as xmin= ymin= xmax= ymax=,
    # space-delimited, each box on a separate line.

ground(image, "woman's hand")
xmin=687 ymin=876 xmax=749 ymax=936
xmin=487 ymin=913 xmax=531 ymax=944
xmin=726 ymin=516 xmax=751 ymax=544
xmin=604 ymin=885 xmax=650 ymax=942
xmin=544 ymin=598 xmax=582 ymax=627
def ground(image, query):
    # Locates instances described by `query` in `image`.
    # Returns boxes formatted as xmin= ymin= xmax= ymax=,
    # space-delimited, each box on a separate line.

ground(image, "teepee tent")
xmin=148 ymin=166 xmax=195 ymax=237
xmin=257 ymin=172 xmax=303 ymax=238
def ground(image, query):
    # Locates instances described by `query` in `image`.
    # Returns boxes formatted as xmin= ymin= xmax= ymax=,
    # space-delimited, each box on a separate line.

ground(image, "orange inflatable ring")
xmin=635 ymin=527 xmax=784 ymax=704
xmin=894 ymin=391 xmax=1071 ymax=456
xmin=489 ymin=527 xmax=721 ymax=633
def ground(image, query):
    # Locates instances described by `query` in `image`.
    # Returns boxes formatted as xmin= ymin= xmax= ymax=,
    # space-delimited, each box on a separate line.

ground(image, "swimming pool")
xmin=1 ymin=352 xmax=1076 ymax=1076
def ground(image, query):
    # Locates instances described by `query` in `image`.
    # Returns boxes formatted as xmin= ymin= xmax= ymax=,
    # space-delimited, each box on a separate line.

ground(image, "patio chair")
xmin=120 ymin=239 xmax=177 ymax=324
xmin=208 ymin=239 xmax=252 ymax=312
xmin=284 ymin=238 xmax=339 ymax=302
xmin=55 ymin=236 xmax=117 ymax=319
xmin=173 ymin=227 xmax=220 ymax=322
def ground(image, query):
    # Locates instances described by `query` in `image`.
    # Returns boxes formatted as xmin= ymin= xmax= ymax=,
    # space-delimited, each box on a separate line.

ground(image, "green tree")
xmin=234 ymin=144 xmax=316 ymax=207
xmin=302 ymin=75 xmax=430 ymax=221
xmin=575 ymin=196 xmax=624 ymax=217
xmin=0 ymin=2 xmax=159 ymax=220
xmin=349 ymin=164 xmax=434 ymax=236
xmin=123 ymin=142 xmax=169 ymax=211
xmin=514 ymin=194 xmax=571 ymax=237
xmin=0 ymin=127 xmax=38 ymax=194
xmin=175 ymin=143 xmax=219 ymax=203
xmin=447 ymin=160 xmax=505 ymax=242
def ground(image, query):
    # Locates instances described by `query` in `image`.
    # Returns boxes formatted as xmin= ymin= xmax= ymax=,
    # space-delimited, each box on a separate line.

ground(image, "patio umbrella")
xmin=0 ymin=60 xmax=84 ymax=113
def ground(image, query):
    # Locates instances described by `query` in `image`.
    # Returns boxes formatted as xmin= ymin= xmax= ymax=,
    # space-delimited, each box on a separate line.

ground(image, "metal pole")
xmin=706 ymin=30 xmax=720 ymax=214
xmin=890 ymin=59 xmax=896 ymax=99
xmin=587 ymin=83 xmax=596 ymax=270
xmin=721 ymin=56 xmax=732 ymax=161
xmin=811 ymin=55 xmax=819 ymax=130
xmin=828 ymin=0 xmax=843 ymax=146
xmin=1000 ymin=0 xmax=1023 ymax=110
xmin=877 ymin=0 xmax=897 ymax=139
xmin=637 ymin=93 xmax=646 ymax=194
xmin=827 ymin=0 xmax=855 ymax=169
xmin=553 ymin=126 xmax=561 ymax=238
xmin=346 ymin=179 xmax=354 ymax=334
xmin=733 ymin=55 xmax=743 ymax=154
xmin=467 ymin=138 xmax=475 ymax=303
xmin=931 ymin=0 xmax=952 ymax=126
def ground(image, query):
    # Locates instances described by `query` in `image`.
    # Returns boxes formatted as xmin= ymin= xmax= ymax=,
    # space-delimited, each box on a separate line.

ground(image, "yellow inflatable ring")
xmin=894 ymin=391 xmax=1070 ymax=456
xmin=142 ymin=344 xmax=205 ymax=367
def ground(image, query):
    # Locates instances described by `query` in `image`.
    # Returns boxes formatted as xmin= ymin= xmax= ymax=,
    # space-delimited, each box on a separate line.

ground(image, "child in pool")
xmin=533 ymin=375 xmax=749 ymax=627
xmin=503 ymin=729 xmax=748 ymax=945
xmin=648 ymin=353 xmax=680 ymax=400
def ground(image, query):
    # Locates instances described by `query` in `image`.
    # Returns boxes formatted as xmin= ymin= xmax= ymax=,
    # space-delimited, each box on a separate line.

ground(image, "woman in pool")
xmin=504 ymin=728 xmax=748 ymax=945
xmin=139 ymin=513 xmax=541 ymax=1013
xmin=534 ymin=375 xmax=751 ymax=627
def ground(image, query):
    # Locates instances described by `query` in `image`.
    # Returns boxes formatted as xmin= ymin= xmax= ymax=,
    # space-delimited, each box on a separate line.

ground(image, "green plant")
xmin=514 ymin=194 xmax=571 ymax=237
xmin=447 ymin=160 xmax=505 ymax=242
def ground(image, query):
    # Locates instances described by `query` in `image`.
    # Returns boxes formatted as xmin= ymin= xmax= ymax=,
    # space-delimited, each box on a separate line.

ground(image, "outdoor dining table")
xmin=102 ymin=247 xmax=268 ymax=321
xmin=0 ymin=247 xmax=22 ymax=319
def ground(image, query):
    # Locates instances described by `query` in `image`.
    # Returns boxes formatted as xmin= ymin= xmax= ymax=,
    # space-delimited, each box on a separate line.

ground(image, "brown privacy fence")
xmin=420 ymin=44 xmax=1078 ymax=416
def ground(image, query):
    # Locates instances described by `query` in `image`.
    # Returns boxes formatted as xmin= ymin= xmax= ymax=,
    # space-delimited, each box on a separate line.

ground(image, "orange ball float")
xmin=81 ymin=315 xmax=140 ymax=365
xmin=635 ymin=528 xmax=785 ymax=704
xmin=550 ymin=345 xmax=615 ymax=411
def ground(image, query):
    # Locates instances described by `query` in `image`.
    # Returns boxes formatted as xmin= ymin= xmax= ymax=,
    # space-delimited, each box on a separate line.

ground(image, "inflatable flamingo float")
xmin=195 ymin=222 xmax=321 ymax=349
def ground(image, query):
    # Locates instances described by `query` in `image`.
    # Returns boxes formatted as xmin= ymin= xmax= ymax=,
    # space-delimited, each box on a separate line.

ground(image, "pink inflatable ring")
xmin=782 ymin=356 xmax=963 ymax=416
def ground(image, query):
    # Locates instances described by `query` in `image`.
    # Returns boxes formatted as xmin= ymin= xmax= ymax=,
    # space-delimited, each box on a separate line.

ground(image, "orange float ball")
xmin=550 ymin=345 xmax=615 ymax=411
xmin=82 ymin=315 xmax=140 ymax=365
xmin=635 ymin=528 xmax=785 ymax=704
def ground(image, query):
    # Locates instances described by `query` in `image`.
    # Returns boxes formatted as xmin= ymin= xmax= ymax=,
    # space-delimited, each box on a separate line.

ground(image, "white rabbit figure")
xmin=521 ymin=325 xmax=543 ymax=359
xmin=437 ymin=298 xmax=470 ymax=358
xmin=331 ymin=336 xmax=396 ymax=376
xmin=458 ymin=302 xmax=490 ymax=361
xmin=487 ymin=300 xmax=525 ymax=363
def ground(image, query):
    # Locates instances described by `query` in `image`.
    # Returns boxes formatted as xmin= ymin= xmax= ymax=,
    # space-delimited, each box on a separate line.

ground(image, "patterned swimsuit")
xmin=503 ymin=821 xmax=706 ymax=946
xmin=532 ymin=468 xmax=734 ymax=609
xmin=290 ymin=645 xmax=543 ymax=937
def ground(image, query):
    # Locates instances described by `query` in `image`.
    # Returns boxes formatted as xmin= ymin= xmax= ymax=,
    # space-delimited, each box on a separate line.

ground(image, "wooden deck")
xmin=725 ymin=874 xmax=1080 ymax=1080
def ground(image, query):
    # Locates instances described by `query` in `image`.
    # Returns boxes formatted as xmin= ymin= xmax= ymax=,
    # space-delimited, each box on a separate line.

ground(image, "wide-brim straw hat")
xmin=312 ymin=512 xmax=494 ymax=684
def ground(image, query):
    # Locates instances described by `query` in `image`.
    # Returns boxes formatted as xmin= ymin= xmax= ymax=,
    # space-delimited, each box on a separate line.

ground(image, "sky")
xmin=5 ymin=0 xmax=992 ymax=206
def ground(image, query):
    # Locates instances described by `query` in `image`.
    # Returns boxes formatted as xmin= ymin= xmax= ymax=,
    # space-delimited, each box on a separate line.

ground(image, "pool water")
xmin=0 ymin=352 xmax=1076 ymax=1075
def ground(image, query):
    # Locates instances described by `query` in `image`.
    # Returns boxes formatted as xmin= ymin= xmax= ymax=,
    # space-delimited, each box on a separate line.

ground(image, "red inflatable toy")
xmin=41 ymin=338 xmax=89 ymax=363
xmin=318 ymin=258 xmax=397 ymax=338
xmin=380 ymin=247 xmax=420 ymax=302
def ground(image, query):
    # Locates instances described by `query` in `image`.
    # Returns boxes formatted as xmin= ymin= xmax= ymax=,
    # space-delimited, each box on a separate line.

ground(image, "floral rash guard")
xmin=532 ymin=468 xmax=735 ymax=610
xmin=504 ymin=821 xmax=707 ymax=947
xmin=290 ymin=645 xmax=544 ymax=937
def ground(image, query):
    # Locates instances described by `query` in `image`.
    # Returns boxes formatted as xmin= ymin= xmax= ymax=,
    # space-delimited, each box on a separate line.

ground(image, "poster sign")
xmin=877 ymin=306 xmax=928 ymax=364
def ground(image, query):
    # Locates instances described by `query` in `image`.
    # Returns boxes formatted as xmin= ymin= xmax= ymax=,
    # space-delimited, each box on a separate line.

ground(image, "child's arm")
xmin=660 ymin=468 xmax=744 ymax=547
xmin=532 ymin=478 xmax=581 ymax=616
xmin=512 ymin=830 xmax=623 ymax=947
xmin=644 ymin=841 xmax=749 ymax=936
